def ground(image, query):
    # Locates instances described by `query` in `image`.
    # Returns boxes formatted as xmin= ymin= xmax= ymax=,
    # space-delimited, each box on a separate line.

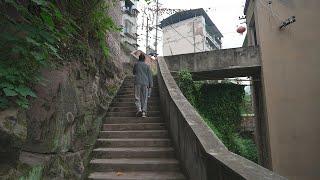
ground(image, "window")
xmin=124 ymin=20 xmax=133 ymax=34
xmin=125 ymin=0 xmax=133 ymax=11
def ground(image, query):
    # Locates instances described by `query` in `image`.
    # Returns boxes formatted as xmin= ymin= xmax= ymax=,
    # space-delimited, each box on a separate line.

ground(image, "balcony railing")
xmin=122 ymin=7 xmax=139 ymax=16
xmin=206 ymin=35 xmax=221 ymax=49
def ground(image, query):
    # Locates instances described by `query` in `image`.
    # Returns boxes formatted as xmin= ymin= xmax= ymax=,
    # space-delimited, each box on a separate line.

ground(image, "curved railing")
xmin=157 ymin=57 xmax=285 ymax=180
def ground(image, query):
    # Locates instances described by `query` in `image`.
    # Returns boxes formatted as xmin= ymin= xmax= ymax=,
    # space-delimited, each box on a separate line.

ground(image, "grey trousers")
xmin=135 ymin=84 xmax=148 ymax=112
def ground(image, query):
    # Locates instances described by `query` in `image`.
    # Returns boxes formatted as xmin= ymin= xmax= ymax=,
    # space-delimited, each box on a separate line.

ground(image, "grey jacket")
xmin=133 ymin=61 xmax=153 ymax=87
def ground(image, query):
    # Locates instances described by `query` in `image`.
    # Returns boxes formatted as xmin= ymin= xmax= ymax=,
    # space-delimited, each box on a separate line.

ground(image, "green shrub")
xmin=0 ymin=0 xmax=77 ymax=109
xmin=0 ymin=0 xmax=119 ymax=110
xmin=197 ymin=83 xmax=244 ymax=130
xmin=79 ymin=0 xmax=119 ymax=57
xmin=177 ymin=69 xmax=198 ymax=106
xmin=177 ymin=70 xmax=259 ymax=163
xmin=234 ymin=135 xmax=259 ymax=163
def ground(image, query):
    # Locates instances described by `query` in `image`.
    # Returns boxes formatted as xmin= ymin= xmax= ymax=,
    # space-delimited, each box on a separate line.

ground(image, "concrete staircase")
xmin=88 ymin=77 xmax=186 ymax=180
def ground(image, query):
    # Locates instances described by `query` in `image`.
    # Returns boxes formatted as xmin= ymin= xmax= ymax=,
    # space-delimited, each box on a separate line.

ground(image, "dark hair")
xmin=139 ymin=54 xmax=145 ymax=61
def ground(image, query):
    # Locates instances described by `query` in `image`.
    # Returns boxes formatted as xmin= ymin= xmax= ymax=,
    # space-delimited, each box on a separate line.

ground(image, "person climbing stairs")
xmin=88 ymin=76 xmax=186 ymax=180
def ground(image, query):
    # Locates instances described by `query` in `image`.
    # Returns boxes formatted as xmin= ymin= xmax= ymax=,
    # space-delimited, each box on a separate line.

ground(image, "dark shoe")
xmin=136 ymin=111 xmax=142 ymax=117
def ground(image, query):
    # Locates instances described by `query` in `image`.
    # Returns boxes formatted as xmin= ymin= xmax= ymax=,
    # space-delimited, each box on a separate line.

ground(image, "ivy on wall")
xmin=0 ymin=0 xmax=119 ymax=110
xmin=177 ymin=70 xmax=258 ymax=163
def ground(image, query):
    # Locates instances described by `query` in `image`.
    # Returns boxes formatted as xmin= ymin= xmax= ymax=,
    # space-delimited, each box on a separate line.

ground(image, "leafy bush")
xmin=0 ymin=0 xmax=119 ymax=109
xmin=0 ymin=0 xmax=77 ymax=109
xmin=197 ymin=83 xmax=244 ymax=130
xmin=91 ymin=1 xmax=119 ymax=57
xmin=177 ymin=70 xmax=259 ymax=163
xmin=234 ymin=135 xmax=259 ymax=162
xmin=176 ymin=69 xmax=199 ymax=106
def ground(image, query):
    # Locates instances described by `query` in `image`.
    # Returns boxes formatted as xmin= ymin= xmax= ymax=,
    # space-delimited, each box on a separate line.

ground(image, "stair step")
xmin=88 ymin=171 xmax=186 ymax=180
xmin=121 ymin=84 xmax=159 ymax=89
xmin=121 ymin=81 xmax=158 ymax=84
xmin=123 ymin=78 xmax=157 ymax=81
xmin=110 ymin=102 xmax=159 ymax=107
xmin=103 ymin=123 xmax=165 ymax=131
xmin=111 ymin=99 xmax=160 ymax=107
xmin=92 ymin=147 xmax=175 ymax=158
xmin=113 ymin=98 xmax=159 ymax=103
xmin=87 ymin=77 xmax=185 ymax=179
xmin=99 ymin=130 xmax=168 ymax=138
xmin=118 ymin=89 xmax=159 ymax=95
xmin=105 ymin=117 xmax=162 ymax=124
xmin=119 ymin=86 xmax=158 ymax=89
xmin=96 ymin=138 xmax=171 ymax=147
xmin=115 ymin=94 xmax=159 ymax=98
xmin=117 ymin=92 xmax=159 ymax=96
xmin=108 ymin=106 xmax=160 ymax=112
xmin=120 ymin=87 xmax=158 ymax=89
xmin=120 ymin=87 xmax=159 ymax=90
xmin=122 ymin=80 xmax=158 ymax=84
xmin=90 ymin=158 xmax=180 ymax=172
xmin=117 ymin=92 xmax=160 ymax=97
xmin=106 ymin=111 xmax=161 ymax=117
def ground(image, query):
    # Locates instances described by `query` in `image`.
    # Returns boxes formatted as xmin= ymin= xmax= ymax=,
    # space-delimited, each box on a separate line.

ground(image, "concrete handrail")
xmin=157 ymin=57 xmax=285 ymax=180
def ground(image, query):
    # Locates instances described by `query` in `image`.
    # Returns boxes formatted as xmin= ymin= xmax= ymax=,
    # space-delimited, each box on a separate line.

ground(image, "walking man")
xmin=133 ymin=53 xmax=153 ymax=118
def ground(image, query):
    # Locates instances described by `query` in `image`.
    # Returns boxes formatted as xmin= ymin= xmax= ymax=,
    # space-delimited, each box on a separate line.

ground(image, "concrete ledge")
xmin=157 ymin=57 xmax=285 ymax=180
xmin=165 ymin=46 xmax=261 ymax=79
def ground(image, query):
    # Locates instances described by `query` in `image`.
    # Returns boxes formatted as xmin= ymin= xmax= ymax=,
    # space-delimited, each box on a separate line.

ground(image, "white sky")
xmin=137 ymin=0 xmax=247 ymax=55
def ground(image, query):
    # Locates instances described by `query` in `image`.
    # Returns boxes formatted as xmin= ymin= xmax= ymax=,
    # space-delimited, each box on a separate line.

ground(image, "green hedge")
xmin=177 ymin=70 xmax=258 ymax=163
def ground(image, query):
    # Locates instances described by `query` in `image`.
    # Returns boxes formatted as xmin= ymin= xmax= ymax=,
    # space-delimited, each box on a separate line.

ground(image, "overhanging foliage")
xmin=177 ymin=69 xmax=258 ymax=163
xmin=0 ymin=0 xmax=119 ymax=109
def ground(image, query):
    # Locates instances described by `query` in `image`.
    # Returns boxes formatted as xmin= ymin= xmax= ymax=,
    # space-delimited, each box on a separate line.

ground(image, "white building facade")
xmin=120 ymin=0 xmax=139 ymax=51
xmin=160 ymin=8 xmax=222 ymax=56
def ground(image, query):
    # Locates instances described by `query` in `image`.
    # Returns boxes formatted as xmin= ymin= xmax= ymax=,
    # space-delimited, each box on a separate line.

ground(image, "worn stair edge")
xmin=119 ymin=87 xmax=159 ymax=90
xmin=110 ymin=102 xmax=159 ymax=107
xmin=117 ymin=92 xmax=160 ymax=96
xmin=104 ymin=117 xmax=162 ymax=124
xmin=99 ymin=130 xmax=169 ymax=138
xmin=112 ymin=98 xmax=159 ymax=102
xmin=90 ymin=158 xmax=180 ymax=172
xmin=108 ymin=106 xmax=160 ymax=112
xmin=106 ymin=111 xmax=161 ymax=117
xmin=88 ymin=171 xmax=186 ymax=180
xmin=117 ymin=91 xmax=159 ymax=94
xmin=96 ymin=138 xmax=171 ymax=147
xmin=116 ymin=93 xmax=159 ymax=97
xmin=103 ymin=123 xmax=166 ymax=131
xmin=115 ymin=93 xmax=159 ymax=96
xmin=92 ymin=147 xmax=175 ymax=158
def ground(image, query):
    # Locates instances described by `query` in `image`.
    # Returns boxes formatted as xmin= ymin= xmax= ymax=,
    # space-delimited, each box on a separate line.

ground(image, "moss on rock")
xmin=18 ymin=164 xmax=43 ymax=180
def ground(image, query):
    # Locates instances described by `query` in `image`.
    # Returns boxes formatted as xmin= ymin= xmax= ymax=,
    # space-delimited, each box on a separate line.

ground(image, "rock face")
xmin=0 ymin=1 xmax=127 ymax=179
xmin=0 ymin=108 xmax=27 ymax=164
